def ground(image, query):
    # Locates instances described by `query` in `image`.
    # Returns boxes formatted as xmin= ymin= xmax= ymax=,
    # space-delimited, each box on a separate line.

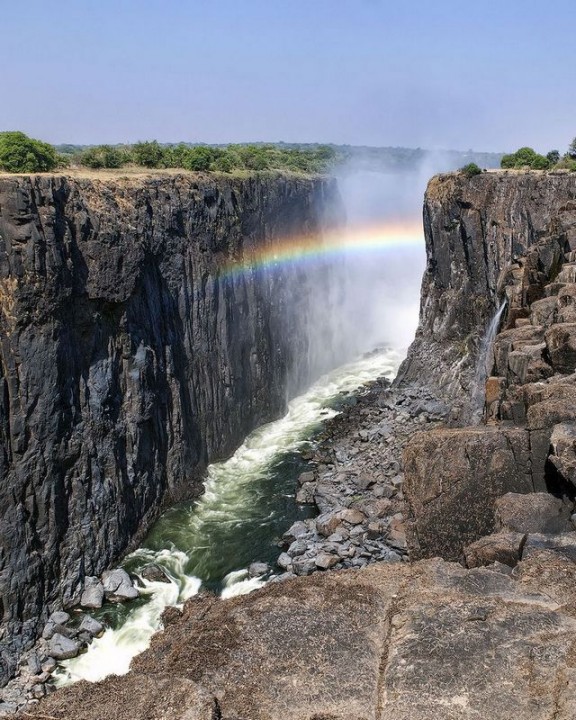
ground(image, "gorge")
xmin=2 ymin=168 xmax=576 ymax=719
xmin=0 ymin=172 xmax=348 ymax=685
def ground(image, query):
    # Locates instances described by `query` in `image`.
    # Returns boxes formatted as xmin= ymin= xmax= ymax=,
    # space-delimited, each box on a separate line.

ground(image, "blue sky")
xmin=1 ymin=0 xmax=574 ymax=152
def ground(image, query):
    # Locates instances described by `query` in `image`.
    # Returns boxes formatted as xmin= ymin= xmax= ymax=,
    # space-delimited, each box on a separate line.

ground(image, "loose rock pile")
xmin=273 ymin=376 xmax=449 ymax=579
xmin=0 ymin=570 xmax=138 ymax=716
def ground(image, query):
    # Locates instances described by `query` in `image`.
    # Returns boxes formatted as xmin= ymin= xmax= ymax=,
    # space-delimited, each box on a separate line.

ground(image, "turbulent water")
xmin=56 ymin=348 xmax=403 ymax=685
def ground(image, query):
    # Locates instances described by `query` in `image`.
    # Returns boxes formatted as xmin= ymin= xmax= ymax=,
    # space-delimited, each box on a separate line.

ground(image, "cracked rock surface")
xmin=21 ymin=552 xmax=576 ymax=720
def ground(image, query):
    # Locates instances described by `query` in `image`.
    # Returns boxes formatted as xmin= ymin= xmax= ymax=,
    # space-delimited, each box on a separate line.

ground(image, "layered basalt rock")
xmin=0 ymin=172 xmax=341 ymax=683
xmin=397 ymin=170 xmax=576 ymax=419
xmin=402 ymin=170 xmax=576 ymax=560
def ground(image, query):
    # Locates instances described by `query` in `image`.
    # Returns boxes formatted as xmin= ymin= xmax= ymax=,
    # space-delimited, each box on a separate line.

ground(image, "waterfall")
xmin=471 ymin=300 xmax=507 ymax=423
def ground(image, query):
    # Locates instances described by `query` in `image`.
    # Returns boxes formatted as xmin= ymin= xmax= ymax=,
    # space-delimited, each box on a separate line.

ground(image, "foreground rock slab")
xmin=22 ymin=554 xmax=576 ymax=720
xmin=403 ymin=427 xmax=534 ymax=560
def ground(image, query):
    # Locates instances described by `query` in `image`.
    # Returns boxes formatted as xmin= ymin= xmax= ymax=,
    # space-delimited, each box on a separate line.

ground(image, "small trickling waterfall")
xmin=471 ymin=300 xmax=507 ymax=423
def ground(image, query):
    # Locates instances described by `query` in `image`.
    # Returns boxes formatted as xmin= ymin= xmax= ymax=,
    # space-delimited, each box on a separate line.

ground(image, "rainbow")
xmin=220 ymin=220 xmax=424 ymax=279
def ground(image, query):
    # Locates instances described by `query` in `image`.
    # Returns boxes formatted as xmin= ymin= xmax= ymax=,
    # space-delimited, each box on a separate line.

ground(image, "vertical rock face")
xmin=397 ymin=170 xmax=576 ymax=418
xmin=0 ymin=172 xmax=341 ymax=680
xmin=401 ymin=171 xmax=576 ymax=560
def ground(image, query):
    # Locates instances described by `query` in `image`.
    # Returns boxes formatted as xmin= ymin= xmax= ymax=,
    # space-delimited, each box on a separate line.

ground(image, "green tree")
xmin=568 ymin=138 xmax=576 ymax=160
xmin=460 ymin=162 xmax=482 ymax=178
xmin=500 ymin=147 xmax=549 ymax=170
xmin=0 ymin=131 xmax=58 ymax=173
xmin=237 ymin=145 xmax=270 ymax=171
xmin=530 ymin=154 xmax=550 ymax=170
xmin=212 ymin=152 xmax=234 ymax=172
xmin=132 ymin=140 xmax=164 ymax=168
xmin=164 ymin=143 xmax=191 ymax=168
xmin=546 ymin=150 xmax=560 ymax=165
xmin=182 ymin=146 xmax=216 ymax=171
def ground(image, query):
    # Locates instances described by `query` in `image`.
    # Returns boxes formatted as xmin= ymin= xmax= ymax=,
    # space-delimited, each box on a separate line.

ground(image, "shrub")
xmin=164 ymin=143 xmax=191 ymax=168
xmin=212 ymin=153 xmax=234 ymax=172
xmin=460 ymin=162 xmax=482 ymax=178
xmin=132 ymin=140 xmax=164 ymax=168
xmin=79 ymin=145 xmax=128 ymax=169
xmin=0 ymin=131 xmax=58 ymax=173
xmin=182 ymin=146 xmax=216 ymax=172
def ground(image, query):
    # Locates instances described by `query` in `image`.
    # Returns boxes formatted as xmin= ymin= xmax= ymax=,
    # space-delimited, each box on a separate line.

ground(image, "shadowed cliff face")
xmin=397 ymin=170 xmax=576 ymax=420
xmin=0 ymin=173 xmax=342 ymax=681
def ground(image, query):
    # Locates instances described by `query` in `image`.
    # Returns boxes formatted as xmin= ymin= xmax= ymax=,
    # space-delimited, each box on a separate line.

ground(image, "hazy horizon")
xmin=1 ymin=1 xmax=575 ymax=154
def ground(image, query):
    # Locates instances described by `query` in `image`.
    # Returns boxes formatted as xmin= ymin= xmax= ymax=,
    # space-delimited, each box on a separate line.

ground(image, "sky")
xmin=1 ymin=0 xmax=575 ymax=153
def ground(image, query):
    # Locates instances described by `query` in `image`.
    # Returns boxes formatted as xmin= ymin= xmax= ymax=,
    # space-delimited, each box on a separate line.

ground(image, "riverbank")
xmin=274 ymin=376 xmax=449 ymax=577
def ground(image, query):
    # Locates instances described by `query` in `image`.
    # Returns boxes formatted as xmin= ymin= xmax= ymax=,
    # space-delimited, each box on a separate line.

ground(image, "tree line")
xmin=0 ymin=132 xmax=338 ymax=174
xmin=499 ymin=138 xmax=576 ymax=171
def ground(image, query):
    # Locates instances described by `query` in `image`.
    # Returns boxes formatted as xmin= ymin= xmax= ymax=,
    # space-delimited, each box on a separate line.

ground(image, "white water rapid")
xmin=56 ymin=347 xmax=403 ymax=686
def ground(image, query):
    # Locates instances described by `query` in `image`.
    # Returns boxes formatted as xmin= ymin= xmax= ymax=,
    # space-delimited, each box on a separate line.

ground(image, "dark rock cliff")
xmin=0 ymin=172 xmax=341 ymax=682
xmin=397 ymin=170 xmax=576 ymax=419
xmin=401 ymin=170 xmax=576 ymax=560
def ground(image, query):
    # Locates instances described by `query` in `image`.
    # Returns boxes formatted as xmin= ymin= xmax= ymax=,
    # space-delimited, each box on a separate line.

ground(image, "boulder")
xmin=48 ymin=633 xmax=81 ymax=661
xmin=545 ymin=323 xmax=576 ymax=373
xmin=493 ymin=325 xmax=545 ymax=377
xmin=282 ymin=520 xmax=309 ymax=543
xmin=79 ymin=615 xmax=105 ymax=638
xmin=140 ymin=564 xmax=172 ymax=584
xmin=523 ymin=533 xmax=576 ymax=562
xmin=295 ymin=482 xmax=315 ymax=504
xmin=495 ymin=492 xmax=574 ymax=534
xmin=80 ymin=576 xmax=105 ymax=609
xmin=291 ymin=556 xmax=317 ymax=576
xmin=248 ymin=562 xmax=270 ymax=578
xmin=530 ymin=296 xmax=557 ymax=327
xmin=338 ymin=508 xmax=365 ymax=525
xmin=101 ymin=569 xmax=139 ymax=602
xmin=27 ymin=653 xmax=42 ymax=676
xmin=404 ymin=427 xmax=533 ymax=560
xmin=549 ymin=422 xmax=576 ymax=488
xmin=287 ymin=539 xmax=307 ymax=557
xmin=314 ymin=552 xmax=340 ymax=569
xmin=507 ymin=345 xmax=553 ymax=385
xmin=297 ymin=471 xmax=315 ymax=485
xmin=485 ymin=376 xmax=506 ymax=419
xmin=316 ymin=512 xmax=341 ymax=537
xmin=464 ymin=532 xmax=526 ymax=568
xmin=556 ymin=284 xmax=576 ymax=323
xmin=276 ymin=553 xmax=292 ymax=571
xmin=49 ymin=611 xmax=70 ymax=626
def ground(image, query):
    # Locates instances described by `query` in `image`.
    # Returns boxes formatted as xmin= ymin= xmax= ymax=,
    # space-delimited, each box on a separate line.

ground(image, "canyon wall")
xmin=401 ymin=170 xmax=576 ymax=559
xmin=397 ymin=170 xmax=576 ymax=420
xmin=0 ymin=172 xmax=341 ymax=682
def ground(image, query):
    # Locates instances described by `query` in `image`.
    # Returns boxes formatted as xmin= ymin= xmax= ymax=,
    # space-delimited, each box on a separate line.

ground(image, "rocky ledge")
xmin=18 ymin=522 xmax=576 ymax=719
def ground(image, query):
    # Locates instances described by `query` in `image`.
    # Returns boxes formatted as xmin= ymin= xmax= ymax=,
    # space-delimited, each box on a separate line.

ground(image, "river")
xmin=56 ymin=347 xmax=403 ymax=684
